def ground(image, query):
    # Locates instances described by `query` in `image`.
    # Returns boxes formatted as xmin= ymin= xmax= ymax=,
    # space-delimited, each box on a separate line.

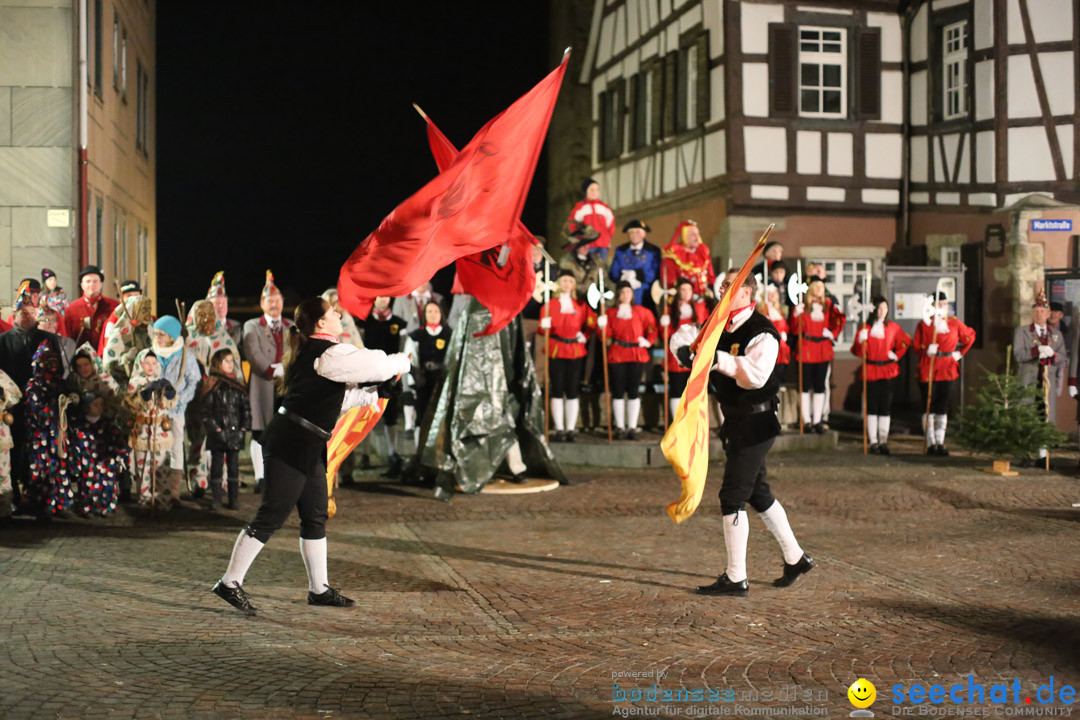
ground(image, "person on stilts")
xmin=212 ymin=297 xmax=411 ymax=614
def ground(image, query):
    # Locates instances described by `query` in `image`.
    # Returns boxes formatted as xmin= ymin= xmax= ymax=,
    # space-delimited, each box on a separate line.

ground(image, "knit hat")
xmin=206 ymin=271 xmax=227 ymax=299
xmin=119 ymin=280 xmax=141 ymax=297
xmin=262 ymin=270 xmax=280 ymax=299
xmin=13 ymin=280 xmax=34 ymax=310
xmin=78 ymin=265 xmax=104 ymax=283
xmin=153 ymin=315 xmax=183 ymax=340
xmin=580 ymin=178 xmax=599 ymax=197
xmin=41 ymin=268 xmax=56 ymax=283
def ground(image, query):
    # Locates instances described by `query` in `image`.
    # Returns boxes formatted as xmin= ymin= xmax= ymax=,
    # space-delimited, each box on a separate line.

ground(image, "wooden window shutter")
xmin=650 ymin=64 xmax=663 ymax=143
xmin=598 ymin=89 xmax=610 ymax=160
xmin=615 ymin=77 xmax=627 ymax=157
xmin=676 ymin=47 xmax=689 ymax=132
xmin=663 ymin=51 xmax=677 ymax=137
xmin=695 ymin=34 xmax=710 ymax=126
xmin=768 ymin=24 xmax=797 ymax=118
xmin=628 ymin=74 xmax=640 ymax=149
xmin=855 ymin=27 xmax=882 ymax=120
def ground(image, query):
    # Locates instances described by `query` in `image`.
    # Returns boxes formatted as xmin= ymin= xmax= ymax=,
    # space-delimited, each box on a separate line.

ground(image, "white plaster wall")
xmin=974 ymin=0 xmax=994 ymax=49
xmin=740 ymin=2 xmax=785 ymax=54
xmin=678 ymin=3 xmax=703 ymax=32
xmin=1040 ymin=52 xmax=1076 ymax=117
xmin=975 ymin=130 xmax=995 ymax=183
xmin=969 ymin=193 xmax=997 ymax=206
xmin=957 ymin=133 xmax=970 ymax=184
xmin=628 ymin=0 xmax=641 ymax=39
xmin=807 ymin=186 xmax=845 ymax=202
xmin=704 ymin=129 xmax=726 ymax=179
xmin=1057 ymin=124 xmax=1075 ymax=179
xmin=751 ymin=185 xmax=788 ymax=200
xmin=936 ymin=192 xmax=960 ymax=204
xmin=865 ymin=134 xmax=903 ymax=179
xmin=704 ymin=0 xmax=724 ymax=58
xmin=1007 ymin=55 xmax=1041 ymax=119
xmin=598 ymin=14 xmax=614 ymax=66
xmin=744 ymin=126 xmax=787 ymax=173
xmin=1030 ymin=0 xmax=1074 ymax=43
xmin=1008 ymin=126 xmax=1055 ymax=182
xmin=862 ymin=189 xmax=900 ymax=204
xmin=613 ymin=5 xmax=627 ymax=57
xmin=974 ymin=60 xmax=994 ymax=121
xmin=910 ymin=71 xmax=928 ymax=126
xmin=743 ymin=63 xmax=769 ymax=117
xmin=910 ymin=191 xmax=931 ymax=204
xmin=880 ymin=71 xmax=903 ymax=124
xmin=867 ymin=12 xmax=902 ymax=63
xmin=827 ymin=132 xmax=853 ymax=177
xmin=641 ymin=36 xmax=659 ymax=60
xmin=663 ymin=146 xmax=678 ymax=192
xmin=1006 ymin=0 xmax=1024 ymax=45
xmin=941 ymin=133 xmax=961 ymax=182
xmin=911 ymin=4 xmax=928 ymax=63
xmin=797 ymin=130 xmax=821 ymax=175
xmin=619 ymin=161 xmax=634 ymax=205
xmin=911 ymin=136 xmax=929 ymax=182
xmin=710 ymin=67 xmax=725 ymax=122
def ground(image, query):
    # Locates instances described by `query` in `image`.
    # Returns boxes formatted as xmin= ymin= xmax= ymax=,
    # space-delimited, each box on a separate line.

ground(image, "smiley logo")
xmin=848 ymin=679 xmax=876 ymax=709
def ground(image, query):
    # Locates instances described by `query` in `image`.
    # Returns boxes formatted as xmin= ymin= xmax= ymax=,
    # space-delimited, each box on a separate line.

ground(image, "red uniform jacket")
xmin=566 ymin=199 xmax=615 ymax=251
xmin=912 ymin=316 xmax=975 ymax=382
xmin=660 ymin=242 xmax=715 ymax=297
xmin=61 ymin=295 xmax=119 ymax=348
xmin=664 ymin=300 xmax=708 ymax=373
xmin=605 ymin=304 xmax=658 ymax=364
xmin=762 ymin=306 xmax=792 ymax=365
xmin=538 ymin=297 xmax=596 ymax=360
xmin=789 ymin=298 xmax=846 ymax=364
xmin=850 ymin=320 xmax=911 ymax=381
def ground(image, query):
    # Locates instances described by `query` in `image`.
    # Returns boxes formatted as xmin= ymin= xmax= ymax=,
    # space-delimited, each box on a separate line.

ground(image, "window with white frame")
xmin=112 ymin=13 xmax=119 ymax=89
xmin=798 ymin=27 xmax=846 ymax=118
xmin=942 ymin=21 xmax=967 ymax=120
xmin=940 ymin=246 xmax=961 ymax=269
xmin=811 ymin=258 xmax=872 ymax=345
xmin=121 ymin=29 xmax=127 ymax=102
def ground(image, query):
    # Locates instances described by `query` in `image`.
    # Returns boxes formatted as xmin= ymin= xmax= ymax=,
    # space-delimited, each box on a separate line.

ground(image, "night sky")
xmin=156 ymin=1 xmax=550 ymax=312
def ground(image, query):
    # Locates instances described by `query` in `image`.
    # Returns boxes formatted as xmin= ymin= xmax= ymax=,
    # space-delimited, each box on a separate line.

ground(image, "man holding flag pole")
xmin=666 ymin=226 xmax=814 ymax=597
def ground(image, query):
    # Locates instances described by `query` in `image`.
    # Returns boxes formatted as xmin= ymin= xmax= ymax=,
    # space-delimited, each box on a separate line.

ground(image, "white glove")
xmin=389 ymin=353 xmax=412 ymax=376
xmin=927 ymin=343 xmax=938 ymax=355
xmin=888 ymin=351 xmax=898 ymax=361
xmin=620 ymin=270 xmax=635 ymax=282
xmin=822 ymin=328 xmax=834 ymax=340
xmin=1070 ymin=386 xmax=1078 ymax=398
xmin=540 ymin=316 xmax=552 ymax=330
xmin=271 ymin=362 xmax=284 ymax=379
xmin=857 ymin=328 xmax=868 ymax=343
xmin=637 ymin=337 xmax=651 ymax=348
xmin=950 ymin=351 xmax=962 ymax=361
xmin=628 ymin=277 xmax=642 ymax=290
xmin=713 ymin=350 xmax=736 ymax=377
xmin=780 ymin=331 xmax=787 ymax=342
xmin=1037 ymin=344 xmax=1055 ymax=359
xmin=793 ymin=304 xmax=804 ymax=317
xmin=576 ymin=332 xmax=586 ymax=344
xmin=669 ymin=324 xmax=698 ymax=353
xmin=659 ymin=314 xmax=671 ymax=327
xmin=597 ymin=315 xmax=608 ymax=329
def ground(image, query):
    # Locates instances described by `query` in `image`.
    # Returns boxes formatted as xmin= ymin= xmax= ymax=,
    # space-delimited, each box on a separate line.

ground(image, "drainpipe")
xmin=900 ymin=3 xmax=914 ymax=251
xmin=78 ymin=0 xmax=89 ymax=267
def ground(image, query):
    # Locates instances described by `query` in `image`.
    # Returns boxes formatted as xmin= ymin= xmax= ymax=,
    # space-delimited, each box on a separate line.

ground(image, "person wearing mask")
xmin=243 ymin=271 xmax=293 ymax=494
xmin=61 ymin=265 xmax=118 ymax=348
xmin=211 ymin=297 xmax=410 ymax=615
xmin=40 ymin=268 xmax=69 ymax=316
xmin=850 ymin=296 xmax=911 ymax=455
xmin=149 ymin=315 xmax=201 ymax=508
xmin=603 ymin=281 xmax=657 ymax=440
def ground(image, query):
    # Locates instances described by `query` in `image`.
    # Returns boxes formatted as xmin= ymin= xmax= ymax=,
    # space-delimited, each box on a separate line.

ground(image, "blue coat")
xmin=609 ymin=241 xmax=661 ymax=305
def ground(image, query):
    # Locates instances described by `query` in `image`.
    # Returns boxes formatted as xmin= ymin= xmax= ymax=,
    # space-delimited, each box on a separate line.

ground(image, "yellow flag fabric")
xmin=661 ymin=225 xmax=773 ymax=523
xmin=324 ymin=397 xmax=389 ymax=519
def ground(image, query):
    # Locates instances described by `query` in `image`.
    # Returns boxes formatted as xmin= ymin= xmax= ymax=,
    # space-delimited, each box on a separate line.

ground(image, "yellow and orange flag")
xmin=325 ymin=397 xmax=390 ymax=519
xmin=661 ymin=224 xmax=774 ymax=523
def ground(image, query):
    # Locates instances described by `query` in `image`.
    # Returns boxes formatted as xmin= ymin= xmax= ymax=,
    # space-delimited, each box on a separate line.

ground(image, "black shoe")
xmin=192 ymin=486 xmax=205 ymax=501
xmin=773 ymin=553 xmax=815 ymax=588
xmin=210 ymin=484 xmax=223 ymax=510
xmin=814 ymin=423 xmax=826 ymax=435
xmin=564 ymin=431 xmax=576 ymax=443
xmin=212 ymin=580 xmax=256 ymax=615
xmin=938 ymin=445 xmax=949 ymax=457
xmin=551 ymin=431 xmax=565 ymax=443
xmin=878 ymin=443 xmax=891 ymax=456
xmin=360 ymin=455 xmax=371 ymax=470
xmin=926 ymin=444 xmax=938 ymax=456
xmin=508 ymin=472 xmax=528 ymax=484
xmin=381 ymin=454 xmax=403 ymax=479
xmin=118 ymin=487 xmax=133 ymax=505
xmin=869 ymin=443 xmax=880 ymax=455
xmin=627 ymin=429 xmax=639 ymax=441
xmin=308 ymin=586 xmax=355 ymax=607
xmin=253 ymin=478 xmax=263 ymax=494
xmin=696 ymin=573 xmax=749 ymax=597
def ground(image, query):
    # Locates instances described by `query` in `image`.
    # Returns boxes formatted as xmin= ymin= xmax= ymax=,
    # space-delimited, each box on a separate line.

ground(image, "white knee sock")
xmin=669 ymin=397 xmax=679 ymax=421
xmin=878 ymin=416 xmax=891 ymax=444
xmin=612 ymin=398 xmax=626 ymax=430
xmin=800 ymin=392 xmax=811 ymax=425
xmin=923 ymin=413 xmax=934 ymax=443
xmin=250 ymin=439 xmax=264 ymax=480
xmin=299 ymin=537 xmax=329 ymax=593
xmin=867 ymin=415 xmax=879 ymax=444
xmin=759 ymin=501 xmax=804 ymax=565
xmin=506 ymin=441 xmax=527 ymax=475
xmin=565 ymin=398 xmax=580 ymax=433
xmin=626 ymin=398 xmax=642 ymax=430
xmin=221 ymin=531 xmax=265 ymax=588
xmin=722 ymin=511 xmax=749 ymax=582
xmin=811 ymin=393 xmax=825 ymax=424
xmin=403 ymin=404 xmax=416 ymax=433
xmin=551 ymin=398 xmax=565 ymax=431
xmin=934 ymin=414 xmax=947 ymax=445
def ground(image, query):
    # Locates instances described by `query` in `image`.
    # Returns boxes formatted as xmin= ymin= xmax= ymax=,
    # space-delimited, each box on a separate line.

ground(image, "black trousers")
xmin=719 ymin=436 xmax=777 ymax=517
xmin=800 ymin=362 xmax=828 ymax=393
xmin=209 ymin=449 xmax=239 ymax=481
xmin=609 ymin=361 xmax=645 ymax=398
xmin=918 ymin=380 xmax=953 ymax=414
xmin=245 ymin=455 xmax=328 ymax=543
xmin=866 ymin=377 xmax=895 ymax=415
xmin=549 ymin=357 xmax=584 ymax=398
xmin=669 ymin=371 xmax=689 ymax=399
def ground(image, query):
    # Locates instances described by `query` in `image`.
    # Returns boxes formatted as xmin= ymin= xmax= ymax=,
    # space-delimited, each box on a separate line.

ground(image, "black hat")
xmin=556 ymin=269 xmax=576 ymax=280
xmin=622 ymin=219 xmax=651 ymax=233
xmin=764 ymin=241 xmax=783 ymax=254
xmin=936 ymin=291 xmax=949 ymax=301
xmin=808 ymin=276 xmax=825 ymax=286
xmin=872 ymin=294 xmax=888 ymax=307
xmin=19 ymin=278 xmax=41 ymax=292
xmin=78 ymin=265 xmax=104 ymax=283
xmin=616 ymin=280 xmax=634 ymax=294
xmin=1050 ymin=301 xmax=1064 ymax=312
xmin=120 ymin=280 xmax=142 ymax=296
xmin=580 ymin=177 xmax=599 ymax=196
xmin=767 ymin=261 xmax=789 ymax=275
xmin=41 ymin=268 xmax=56 ymax=282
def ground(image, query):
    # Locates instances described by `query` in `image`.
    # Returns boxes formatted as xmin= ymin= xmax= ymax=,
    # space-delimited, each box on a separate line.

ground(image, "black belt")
xmin=802 ymin=335 xmax=830 ymax=343
xmin=612 ymin=339 xmax=638 ymax=348
xmin=934 ymin=352 xmax=955 ymax=358
xmin=278 ymin=406 xmax=332 ymax=441
xmin=867 ymin=359 xmax=895 ymax=366
xmin=551 ymin=333 xmax=579 ymax=344
xmin=720 ymin=400 xmax=776 ymax=418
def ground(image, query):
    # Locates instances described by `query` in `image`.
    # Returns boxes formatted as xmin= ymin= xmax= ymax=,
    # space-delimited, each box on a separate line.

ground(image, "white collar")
xmin=264 ymin=314 xmax=282 ymax=326
xmin=629 ymin=241 xmax=644 ymax=252
xmin=727 ymin=303 xmax=755 ymax=330
xmin=1034 ymin=323 xmax=1047 ymax=333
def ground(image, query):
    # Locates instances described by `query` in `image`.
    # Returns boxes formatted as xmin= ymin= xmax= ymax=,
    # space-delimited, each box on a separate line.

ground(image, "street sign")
xmin=1030 ymin=219 xmax=1073 ymax=232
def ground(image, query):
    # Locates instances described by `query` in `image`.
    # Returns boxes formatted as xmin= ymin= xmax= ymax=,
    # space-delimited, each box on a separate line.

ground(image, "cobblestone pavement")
xmin=2 ymin=433 xmax=1078 ymax=719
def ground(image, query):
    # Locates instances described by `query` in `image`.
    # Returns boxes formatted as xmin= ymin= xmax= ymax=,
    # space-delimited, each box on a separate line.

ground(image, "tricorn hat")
xmin=622 ymin=219 xmax=651 ymax=233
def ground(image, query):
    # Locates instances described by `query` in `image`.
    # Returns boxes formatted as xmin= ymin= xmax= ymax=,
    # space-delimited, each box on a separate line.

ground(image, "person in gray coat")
xmin=242 ymin=271 xmax=293 ymax=493
xmin=1013 ymin=290 xmax=1067 ymax=465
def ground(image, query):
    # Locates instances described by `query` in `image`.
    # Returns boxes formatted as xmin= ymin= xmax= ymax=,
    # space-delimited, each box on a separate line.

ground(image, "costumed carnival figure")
xmin=40 ymin=268 xmax=69 ymax=316
xmin=149 ymin=315 xmax=201 ymax=505
xmin=62 ymin=265 xmax=119 ymax=350
xmin=661 ymin=220 xmax=716 ymax=299
xmin=609 ymin=219 xmax=660 ymax=308
xmin=537 ymin=271 xmax=596 ymax=442
xmin=850 ymin=296 xmax=911 ymax=455
xmin=603 ymin=280 xmax=657 ymax=440
xmin=23 ymin=341 xmax=75 ymax=517
xmin=664 ymin=278 xmax=708 ymax=422
xmin=100 ymin=284 xmax=154 ymax=388
xmin=0 ymin=367 xmax=21 ymax=522
xmin=67 ymin=390 xmax=125 ymax=517
xmin=126 ymin=348 xmax=176 ymax=507
xmin=565 ymin=177 xmax=615 ymax=262
xmin=789 ymin=276 xmax=845 ymax=433
xmin=912 ymin=291 xmax=976 ymax=456
xmin=1012 ymin=289 xmax=1066 ymax=465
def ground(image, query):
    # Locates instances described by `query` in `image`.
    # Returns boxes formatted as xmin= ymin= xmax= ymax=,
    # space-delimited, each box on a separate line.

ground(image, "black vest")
xmin=262 ymin=338 xmax=343 ymax=472
xmin=710 ymin=311 xmax=782 ymax=449
xmin=408 ymin=327 xmax=452 ymax=368
xmin=362 ymin=315 xmax=405 ymax=354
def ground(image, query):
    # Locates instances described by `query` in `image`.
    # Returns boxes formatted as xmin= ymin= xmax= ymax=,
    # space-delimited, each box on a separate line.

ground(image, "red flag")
xmin=424 ymin=118 xmax=537 ymax=336
xmin=338 ymin=57 xmax=567 ymax=320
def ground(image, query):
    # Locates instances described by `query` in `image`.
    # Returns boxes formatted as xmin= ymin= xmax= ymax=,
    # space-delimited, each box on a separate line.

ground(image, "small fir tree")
xmin=954 ymin=354 xmax=1067 ymax=461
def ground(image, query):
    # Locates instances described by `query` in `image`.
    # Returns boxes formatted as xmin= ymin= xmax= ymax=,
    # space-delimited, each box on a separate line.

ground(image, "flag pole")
xmin=795 ymin=260 xmax=804 ymax=435
xmin=599 ymin=270 xmax=613 ymax=444
xmin=1044 ymin=363 xmax=1050 ymax=471
xmin=543 ymin=260 xmax=551 ymax=443
xmin=862 ymin=272 xmax=869 ymax=456
xmin=662 ymin=270 xmax=670 ymax=430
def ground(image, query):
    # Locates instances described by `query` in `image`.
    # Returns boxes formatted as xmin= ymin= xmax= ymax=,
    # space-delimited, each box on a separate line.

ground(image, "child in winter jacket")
xmin=199 ymin=348 xmax=251 ymax=509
